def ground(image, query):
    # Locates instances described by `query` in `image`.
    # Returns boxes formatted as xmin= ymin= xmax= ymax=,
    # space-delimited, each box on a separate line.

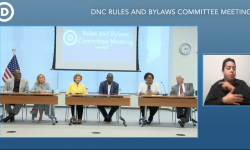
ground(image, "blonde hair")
xmin=73 ymin=73 xmax=82 ymax=82
xmin=35 ymin=74 xmax=46 ymax=85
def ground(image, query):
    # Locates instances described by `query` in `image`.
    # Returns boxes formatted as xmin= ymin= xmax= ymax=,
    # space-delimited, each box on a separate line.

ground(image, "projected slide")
xmin=54 ymin=26 xmax=138 ymax=71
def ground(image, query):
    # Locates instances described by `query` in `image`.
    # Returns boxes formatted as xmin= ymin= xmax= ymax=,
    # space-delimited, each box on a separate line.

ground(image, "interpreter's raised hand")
xmin=219 ymin=82 xmax=235 ymax=93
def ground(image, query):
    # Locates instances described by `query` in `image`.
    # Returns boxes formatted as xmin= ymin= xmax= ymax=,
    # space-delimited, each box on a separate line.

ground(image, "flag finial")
xmin=12 ymin=49 xmax=16 ymax=55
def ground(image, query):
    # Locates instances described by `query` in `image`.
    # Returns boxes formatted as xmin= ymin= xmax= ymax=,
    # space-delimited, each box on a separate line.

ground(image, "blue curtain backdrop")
xmin=0 ymin=26 xmax=170 ymax=93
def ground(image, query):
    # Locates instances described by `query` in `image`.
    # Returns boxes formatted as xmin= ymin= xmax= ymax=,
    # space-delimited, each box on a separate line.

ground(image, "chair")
xmin=21 ymin=104 xmax=27 ymax=122
xmin=172 ymin=107 xmax=197 ymax=126
xmin=82 ymin=105 xmax=88 ymax=122
xmin=65 ymin=105 xmax=70 ymax=122
xmin=12 ymin=104 xmax=27 ymax=122
xmin=1 ymin=104 xmax=27 ymax=122
xmin=1 ymin=104 xmax=7 ymax=121
xmin=171 ymin=107 xmax=177 ymax=125
xmin=139 ymin=106 xmax=161 ymax=124
xmin=65 ymin=105 xmax=88 ymax=122
xmin=190 ymin=107 xmax=197 ymax=126
xmin=97 ymin=106 xmax=119 ymax=123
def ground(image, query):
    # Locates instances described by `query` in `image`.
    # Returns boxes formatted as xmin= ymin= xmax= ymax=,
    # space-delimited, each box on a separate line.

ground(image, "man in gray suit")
xmin=2 ymin=70 xmax=29 ymax=122
xmin=169 ymin=75 xmax=194 ymax=127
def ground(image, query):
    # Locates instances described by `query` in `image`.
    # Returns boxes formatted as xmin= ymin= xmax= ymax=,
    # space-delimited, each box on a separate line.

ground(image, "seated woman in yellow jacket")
xmin=67 ymin=73 xmax=86 ymax=124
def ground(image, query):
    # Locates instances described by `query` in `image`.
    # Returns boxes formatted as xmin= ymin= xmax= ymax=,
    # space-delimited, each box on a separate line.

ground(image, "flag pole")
xmin=12 ymin=49 xmax=16 ymax=56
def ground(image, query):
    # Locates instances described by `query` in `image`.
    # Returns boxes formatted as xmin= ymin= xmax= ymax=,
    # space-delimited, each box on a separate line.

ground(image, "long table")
xmin=65 ymin=94 xmax=130 ymax=127
xmin=138 ymin=95 xmax=197 ymax=127
xmin=0 ymin=92 xmax=59 ymax=125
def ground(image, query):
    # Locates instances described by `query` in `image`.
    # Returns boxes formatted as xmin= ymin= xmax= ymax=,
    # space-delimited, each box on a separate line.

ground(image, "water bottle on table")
xmin=86 ymin=87 xmax=88 ymax=95
xmin=118 ymin=88 xmax=121 ymax=95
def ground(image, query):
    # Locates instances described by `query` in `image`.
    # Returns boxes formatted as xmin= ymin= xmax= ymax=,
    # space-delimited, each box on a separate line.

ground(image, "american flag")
xmin=2 ymin=55 xmax=20 ymax=83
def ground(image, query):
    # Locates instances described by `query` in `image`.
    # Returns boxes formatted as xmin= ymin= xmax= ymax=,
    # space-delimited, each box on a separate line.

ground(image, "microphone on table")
xmin=161 ymin=82 xmax=167 ymax=96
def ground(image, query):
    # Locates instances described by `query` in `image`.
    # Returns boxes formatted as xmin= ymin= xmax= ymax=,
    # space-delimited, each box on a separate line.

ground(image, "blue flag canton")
xmin=7 ymin=55 xmax=20 ymax=76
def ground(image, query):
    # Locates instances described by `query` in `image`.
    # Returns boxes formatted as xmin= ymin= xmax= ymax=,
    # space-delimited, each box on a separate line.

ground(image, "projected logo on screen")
xmin=63 ymin=30 xmax=77 ymax=46
xmin=0 ymin=2 xmax=14 ymax=22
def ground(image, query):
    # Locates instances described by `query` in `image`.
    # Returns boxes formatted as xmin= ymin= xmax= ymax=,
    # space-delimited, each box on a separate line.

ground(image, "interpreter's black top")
xmin=205 ymin=79 xmax=250 ymax=105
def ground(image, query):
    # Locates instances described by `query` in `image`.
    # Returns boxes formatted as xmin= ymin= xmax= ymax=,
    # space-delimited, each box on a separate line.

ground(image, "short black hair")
xmin=107 ymin=73 xmax=113 ymax=77
xmin=144 ymin=72 xmax=154 ymax=81
xmin=222 ymin=58 xmax=236 ymax=71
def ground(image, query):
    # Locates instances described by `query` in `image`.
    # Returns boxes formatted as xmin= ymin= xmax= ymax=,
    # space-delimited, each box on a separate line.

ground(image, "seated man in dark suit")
xmin=97 ymin=73 xmax=119 ymax=123
xmin=205 ymin=58 xmax=250 ymax=105
xmin=169 ymin=75 xmax=194 ymax=127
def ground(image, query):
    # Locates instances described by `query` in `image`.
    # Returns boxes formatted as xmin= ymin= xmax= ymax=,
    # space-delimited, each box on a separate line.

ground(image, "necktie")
xmin=180 ymin=85 xmax=183 ymax=95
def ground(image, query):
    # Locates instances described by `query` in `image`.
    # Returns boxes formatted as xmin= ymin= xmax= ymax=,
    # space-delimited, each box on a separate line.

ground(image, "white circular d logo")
xmin=63 ymin=30 xmax=77 ymax=46
xmin=0 ymin=2 xmax=14 ymax=22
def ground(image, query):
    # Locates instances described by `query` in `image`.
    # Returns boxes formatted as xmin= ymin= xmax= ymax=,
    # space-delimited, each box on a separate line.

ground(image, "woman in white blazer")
xmin=138 ymin=72 xmax=162 ymax=125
